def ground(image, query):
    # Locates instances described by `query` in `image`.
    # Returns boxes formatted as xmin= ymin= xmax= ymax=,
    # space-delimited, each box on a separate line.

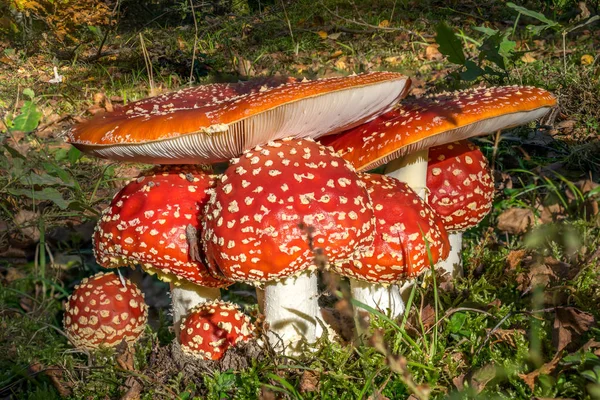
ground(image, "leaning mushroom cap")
xmin=179 ymin=300 xmax=254 ymax=360
xmin=64 ymin=272 xmax=148 ymax=349
xmin=202 ymin=138 xmax=376 ymax=284
xmin=321 ymin=86 xmax=557 ymax=171
xmin=67 ymin=72 xmax=410 ymax=164
xmin=93 ymin=165 xmax=229 ymax=288
xmin=427 ymin=140 xmax=495 ymax=232
xmin=332 ymin=173 xmax=450 ymax=282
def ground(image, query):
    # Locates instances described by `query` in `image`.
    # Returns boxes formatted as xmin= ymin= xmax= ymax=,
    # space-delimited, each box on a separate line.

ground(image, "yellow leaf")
xmin=520 ymin=53 xmax=536 ymax=63
xmin=581 ymin=54 xmax=594 ymax=65
xmin=330 ymin=50 xmax=343 ymax=58
xmin=379 ymin=20 xmax=390 ymax=28
xmin=317 ymin=30 xmax=328 ymax=39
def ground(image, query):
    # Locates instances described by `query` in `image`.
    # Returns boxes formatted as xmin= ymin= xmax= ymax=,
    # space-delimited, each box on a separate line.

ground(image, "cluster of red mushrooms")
xmin=63 ymin=72 xmax=556 ymax=357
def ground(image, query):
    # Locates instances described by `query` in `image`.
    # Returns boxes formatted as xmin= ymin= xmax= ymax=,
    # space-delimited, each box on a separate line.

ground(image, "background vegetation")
xmin=0 ymin=0 xmax=599 ymax=398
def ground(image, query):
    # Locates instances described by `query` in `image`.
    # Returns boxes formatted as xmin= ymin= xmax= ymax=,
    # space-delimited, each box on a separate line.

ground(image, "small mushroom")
xmin=179 ymin=300 xmax=254 ymax=360
xmin=332 ymin=173 xmax=449 ymax=331
xmin=64 ymin=272 xmax=148 ymax=349
xmin=202 ymin=138 xmax=375 ymax=351
xmin=93 ymin=165 xmax=230 ymax=331
xmin=427 ymin=140 xmax=494 ymax=277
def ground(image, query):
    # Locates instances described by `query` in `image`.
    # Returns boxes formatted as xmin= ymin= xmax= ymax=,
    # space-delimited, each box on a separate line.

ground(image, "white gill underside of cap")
xmin=83 ymin=78 xmax=409 ymax=164
xmin=368 ymin=106 xmax=552 ymax=171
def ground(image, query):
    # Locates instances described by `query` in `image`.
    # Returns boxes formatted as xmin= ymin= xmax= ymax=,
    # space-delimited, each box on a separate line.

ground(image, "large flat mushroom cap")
xmin=427 ymin=140 xmax=495 ymax=231
xmin=321 ymin=86 xmax=556 ymax=171
xmin=202 ymin=138 xmax=375 ymax=284
xmin=94 ymin=165 xmax=229 ymax=288
xmin=331 ymin=173 xmax=450 ymax=282
xmin=67 ymin=72 xmax=410 ymax=164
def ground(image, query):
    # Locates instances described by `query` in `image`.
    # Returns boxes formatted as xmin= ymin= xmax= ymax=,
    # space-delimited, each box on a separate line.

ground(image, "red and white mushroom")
xmin=93 ymin=165 xmax=230 ymax=330
xmin=68 ymin=73 xmax=410 ymax=347
xmin=64 ymin=272 xmax=148 ymax=349
xmin=66 ymin=72 xmax=410 ymax=164
xmin=332 ymin=173 xmax=449 ymax=325
xmin=202 ymin=138 xmax=375 ymax=350
xmin=179 ymin=300 xmax=254 ymax=360
xmin=322 ymin=85 xmax=557 ymax=316
xmin=427 ymin=140 xmax=495 ymax=277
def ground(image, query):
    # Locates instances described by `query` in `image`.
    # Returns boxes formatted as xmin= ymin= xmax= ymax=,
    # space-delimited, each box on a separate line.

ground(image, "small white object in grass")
xmin=49 ymin=66 xmax=63 ymax=84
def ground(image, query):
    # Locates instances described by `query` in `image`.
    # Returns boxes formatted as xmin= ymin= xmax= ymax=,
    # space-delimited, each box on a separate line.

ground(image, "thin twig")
xmin=95 ymin=29 xmax=109 ymax=59
xmin=280 ymin=0 xmax=296 ymax=55
xmin=138 ymin=33 xmax=155 ymax=95
xmin=189 ymin=0 xmax=199 ymax=84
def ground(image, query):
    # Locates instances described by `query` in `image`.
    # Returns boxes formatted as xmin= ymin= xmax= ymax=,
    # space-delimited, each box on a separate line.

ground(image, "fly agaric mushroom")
xmin=202 ymin=138 xmax=375 ymax=351
xmin=427 ymin=140 xmax=494 ymax=277
xmin=64 ymin=272 xmax=148 ymax=349
xmin=321 ymin=85 xmax=556 ymax=316
xmin=179 ymin=300 xmax=254 ymax=360
xmin=66 ymin=72 xmax=410 ymax=164
xmin=332 ymin=173 xmax=449 ymax=328
xmin=93 ymin=165 xmax=230 ymax=330
xmin=68 ymin=73 xmax=410 ymax=350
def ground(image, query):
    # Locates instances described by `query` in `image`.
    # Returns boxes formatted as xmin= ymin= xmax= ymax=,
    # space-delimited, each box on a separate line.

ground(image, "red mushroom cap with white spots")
xmin=64 ymin=272 xmax=148 ymax=349
xmin=332 ymin=173 xmax=450 ymax=282
xmin=66 ymin=72 xmax=410 ymax=164
xmin=202 ymin=138 xmax=375 ymax=284
xmin=179 ymin=300 xmax=254 ymax=360
xmin=94 ymin=165 xmax=229 ymax=288
xmin=427 ymin=140 xmax=494 ymax=232
xmin=321 ymin=86 xmax=557 ymax=171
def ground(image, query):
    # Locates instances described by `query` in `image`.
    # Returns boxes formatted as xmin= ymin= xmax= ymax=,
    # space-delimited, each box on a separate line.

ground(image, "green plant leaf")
xmin=7 ymin=187 xmax=70 ymax=209
xmin=67 ymin=147 xmax=81 ymax=164
xmin=480 ymin=33 xmax=507 ymax=70
xmin=507 ymin=2 xmax=559 ymax=30
xmin=11 ymin=101 xmax=42 ymax=133
xmin=460 ymin=60 xmax=484 ymax=81
xmin=20 ymin=172 xmax=65 ymax=187
xmin=22 ymin=88 xmax=35 ymax=100
xmin=473 ymin=26 xmax=499 ymax=36
xmin=435 ymin=22 xmax=466 ymax=65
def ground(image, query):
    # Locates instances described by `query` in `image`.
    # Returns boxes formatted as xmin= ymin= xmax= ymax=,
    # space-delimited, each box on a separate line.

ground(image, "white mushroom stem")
xmin=350 ymin=149 xmax=429 ymax=321
xmin=258 ymin=272 xmax=321 ymax=353
xmin=170 ymin=281 xmax=221 ymax=335
xmin=436 ymin=232 xmax=463 ymax=277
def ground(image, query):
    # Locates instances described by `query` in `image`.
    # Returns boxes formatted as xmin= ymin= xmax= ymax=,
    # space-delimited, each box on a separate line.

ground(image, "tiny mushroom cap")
xmin=331 ymin=173 xmax=450 ymax=282
xmin=202 ymin=137 xmax=376 ymax=284
xmin=66 ymin=72 xmax=410 ymax=164
xmin=64 ymin=272 xmax=148 ymax=349
xmin=179 ymin=300 xmax=254 ymax=360
xmin=427 ymin=140 xmax=495 ymax=232
xmin=94 ymin=165 xmax=229 ymax=288
xmin=321 ymin=86 xmax=557 ymax=171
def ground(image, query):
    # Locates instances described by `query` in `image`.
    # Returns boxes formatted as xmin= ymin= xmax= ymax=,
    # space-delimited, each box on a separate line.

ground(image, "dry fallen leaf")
xmin=470 ymin=363 xmax=497 ymax=394
xmin=317 ymin=30 xmax=328 ymax=39
xmin=521 ymin=53 xmax=537 ymax=63
xmin=378 ymin=19 xmax=390 ymax=28
xmin=299 ymin=370 xmax=319 ymax=393
xmin=497 ymin=208 xmax=536 ymax=234
xmin=518 ymin=352 xmax=561 ymax=391
xmin=506 ymin=249 xmax=529 ymax=270
xmin=425 ymin=44 xmax=443 ymax=61
xmin=553 ymin=307 xmax=595 ymax=352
